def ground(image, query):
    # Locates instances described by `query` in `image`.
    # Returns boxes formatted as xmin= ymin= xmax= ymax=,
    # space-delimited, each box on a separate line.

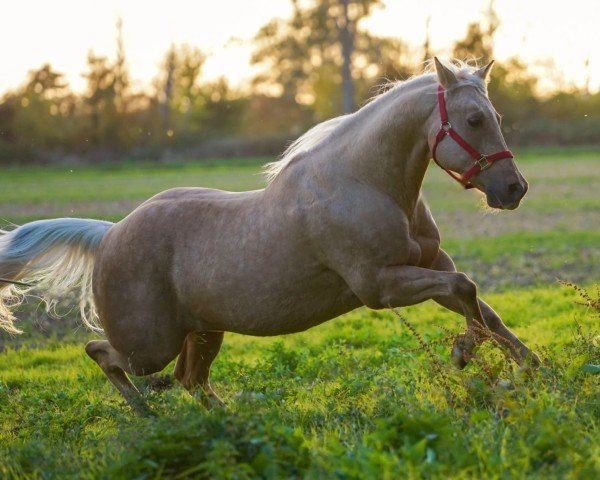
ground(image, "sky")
xmin=0 ymin=0 xmax=597 ymax=95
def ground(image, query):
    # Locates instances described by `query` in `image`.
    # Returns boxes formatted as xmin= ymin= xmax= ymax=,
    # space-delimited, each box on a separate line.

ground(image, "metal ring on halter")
xmin=476 ymin=155 xmax=491 ymax=170
xmin=441 ymin=121 xmax=452 ymax=132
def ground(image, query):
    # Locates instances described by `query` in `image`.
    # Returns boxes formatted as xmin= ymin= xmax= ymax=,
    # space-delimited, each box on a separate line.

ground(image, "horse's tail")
xmin=0 ymin=218 xmax=114 ymax=334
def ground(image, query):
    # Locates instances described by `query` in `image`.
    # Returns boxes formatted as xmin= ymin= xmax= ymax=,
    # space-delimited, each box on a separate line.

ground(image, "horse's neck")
xmin=332 ymin=82 xmax=436 ymax=212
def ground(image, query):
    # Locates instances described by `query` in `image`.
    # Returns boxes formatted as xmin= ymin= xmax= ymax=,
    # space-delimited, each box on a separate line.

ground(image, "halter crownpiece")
xmin=431 ymin=85 xmax=514 ymax=189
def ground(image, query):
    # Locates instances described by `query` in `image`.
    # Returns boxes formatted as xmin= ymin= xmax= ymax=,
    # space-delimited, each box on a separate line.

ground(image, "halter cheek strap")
xmin=431 ymin=85 xmax=513 ymax=189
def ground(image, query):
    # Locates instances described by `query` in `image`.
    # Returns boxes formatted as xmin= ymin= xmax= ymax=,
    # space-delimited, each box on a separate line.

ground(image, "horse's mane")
xmin=263 ymin=59 xmax=487 ymax=183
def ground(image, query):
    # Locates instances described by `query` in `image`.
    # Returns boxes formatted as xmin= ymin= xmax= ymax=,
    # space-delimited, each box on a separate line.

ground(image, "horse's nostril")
xmin=508 ymin=182 xmax=523 ymax=196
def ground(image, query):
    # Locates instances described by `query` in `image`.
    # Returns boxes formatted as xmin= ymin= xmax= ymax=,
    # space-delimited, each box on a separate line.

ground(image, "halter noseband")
xmin=431 ymin=85 xmax=513 ymax=189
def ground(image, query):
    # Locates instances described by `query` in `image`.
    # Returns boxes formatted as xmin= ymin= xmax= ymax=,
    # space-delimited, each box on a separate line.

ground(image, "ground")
xmin=0 ymin=147 xmax=598 ymax=479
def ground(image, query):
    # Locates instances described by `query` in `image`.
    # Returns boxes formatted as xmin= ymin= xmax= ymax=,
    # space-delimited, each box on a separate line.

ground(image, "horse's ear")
xmin=434 ymin=57 xmax=458 ymax=88
xmin=474 ymin=60 xmax=495 ymax=82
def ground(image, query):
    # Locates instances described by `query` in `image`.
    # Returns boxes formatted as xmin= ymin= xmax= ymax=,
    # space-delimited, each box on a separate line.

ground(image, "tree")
xmin=452 ymin=0 xmax=498 ymax=63
xmin=155 ymin=44 xmax=207 ymax=139
xmin=193 ymin=77 xmax=248 ymax=136
xmin=82 ymin=53 xmax=119 ymax=146
xmin=81 ymin=18 xmax=135 ymax=149
xmin=2 ymin=64 xmax=76 ymax=152
xmin=113 ymin=18 xmax=130 ymax=114
xmin=252 ymin=0 xmax=413 ymax=119
xmin=450 ymin=1 xmax=540 ymax=142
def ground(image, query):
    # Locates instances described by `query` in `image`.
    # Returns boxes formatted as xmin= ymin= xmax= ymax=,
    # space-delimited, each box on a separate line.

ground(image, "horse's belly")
xmin=231 ymin=286 xmax=361 ymax=336
xmin=180 ymin=266 xmax=361 ymax=336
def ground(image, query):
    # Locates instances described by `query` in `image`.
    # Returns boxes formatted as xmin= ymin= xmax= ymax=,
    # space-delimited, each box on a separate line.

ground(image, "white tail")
xmin=0 ymin=218 xmax=113 ymax=334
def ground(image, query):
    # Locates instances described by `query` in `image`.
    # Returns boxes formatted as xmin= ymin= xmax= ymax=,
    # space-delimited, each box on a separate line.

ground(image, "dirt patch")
xmin=454 ymin=246 xmax=598 ymax=292
xmin=434 ymin=209 xmax=599 ymax=239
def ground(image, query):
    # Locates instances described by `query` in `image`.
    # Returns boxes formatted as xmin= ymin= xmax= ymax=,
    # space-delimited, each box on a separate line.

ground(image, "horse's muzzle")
xmin=486 ymin=179 xmax=528 ymax=210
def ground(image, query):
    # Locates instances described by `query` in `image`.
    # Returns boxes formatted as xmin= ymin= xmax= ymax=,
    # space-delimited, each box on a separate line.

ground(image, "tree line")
xmin=0 ymin=0 xmax=598 ymax=165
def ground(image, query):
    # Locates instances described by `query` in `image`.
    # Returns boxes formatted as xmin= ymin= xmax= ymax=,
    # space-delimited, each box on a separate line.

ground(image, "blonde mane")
xmin=263 ymin=59 xmax=487 ymax=184
xmin=263 ymin=115 xmax=350 ymax=183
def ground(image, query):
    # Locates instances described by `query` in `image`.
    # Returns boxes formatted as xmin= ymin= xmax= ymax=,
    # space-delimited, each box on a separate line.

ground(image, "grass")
xmin=0 ymin=286 xmax=598 ymax=479
xmin=0 ymin=146 xmax=599 ymax=478
xmin=0 ymin=158 xmax=265 ymax=206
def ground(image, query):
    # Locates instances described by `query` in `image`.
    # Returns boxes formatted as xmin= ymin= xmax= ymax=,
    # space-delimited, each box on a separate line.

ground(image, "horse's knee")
xmin=86 ymin=340 xmax=129 ymax=373
xmin=451 ymin=272 xmax=477 ymax=300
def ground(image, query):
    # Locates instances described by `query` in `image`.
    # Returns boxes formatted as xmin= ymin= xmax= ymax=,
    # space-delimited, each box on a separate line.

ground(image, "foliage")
xmin=251 ymin=0 xmax=413 ymax=118
xmin=452 ymin=0 xmax=498 ymax=64
xmin=0 ymin=2 xmax=598 ymax=165
xmin=0 ymin=285 xmax=598 ymax=479
xmin=0 ymin=64 xmax=78 ymax=158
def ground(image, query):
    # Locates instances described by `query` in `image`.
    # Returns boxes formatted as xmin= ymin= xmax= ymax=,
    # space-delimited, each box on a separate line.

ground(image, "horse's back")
xmin=93 ymin=186 xmax=265 ymax=302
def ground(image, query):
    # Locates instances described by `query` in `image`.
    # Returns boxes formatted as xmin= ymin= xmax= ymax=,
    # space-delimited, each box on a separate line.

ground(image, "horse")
xmin=0 ymin=58 xmax=540 ymax=414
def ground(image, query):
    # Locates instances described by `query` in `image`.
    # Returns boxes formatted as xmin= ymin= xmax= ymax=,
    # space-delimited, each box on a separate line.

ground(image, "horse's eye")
xmin=467 ymin=115 xmax=483 ymax=128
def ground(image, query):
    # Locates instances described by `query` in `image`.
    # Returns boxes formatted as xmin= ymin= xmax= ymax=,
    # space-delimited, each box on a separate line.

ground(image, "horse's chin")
xmin=482 ymin=188 xmax=522 ymax=211
xmin=486 ymin=196 xmax=521 ymax=210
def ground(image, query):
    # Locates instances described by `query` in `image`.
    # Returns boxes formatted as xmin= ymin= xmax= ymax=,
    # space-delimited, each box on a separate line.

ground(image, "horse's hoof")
xmin=451 ymin=344 xmax=469 ymax=369
xmin=451 ymin=333 xmax=475 ymax=369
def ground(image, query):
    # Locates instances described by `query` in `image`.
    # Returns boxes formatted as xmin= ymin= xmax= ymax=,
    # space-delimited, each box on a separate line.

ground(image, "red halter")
xmin=431 ymin=85 xmax=514 ymax=189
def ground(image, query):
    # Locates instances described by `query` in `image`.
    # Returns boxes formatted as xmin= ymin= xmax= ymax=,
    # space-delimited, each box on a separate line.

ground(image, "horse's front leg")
xmin=348 ymin=264 xmax=485 ymax=335
xmin=430 ymin=248 xmax=540 ymax=369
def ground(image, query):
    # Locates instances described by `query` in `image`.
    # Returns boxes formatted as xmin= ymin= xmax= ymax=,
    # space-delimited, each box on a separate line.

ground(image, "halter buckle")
xmin=441 ymin=121 xmax=452 ymax=132
xmin=476 ymin=155 xmax=491 ymax=171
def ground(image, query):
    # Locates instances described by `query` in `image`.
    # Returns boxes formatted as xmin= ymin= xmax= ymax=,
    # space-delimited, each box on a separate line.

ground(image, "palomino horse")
xmin=0 ymin=59 xmax=540 ymax=414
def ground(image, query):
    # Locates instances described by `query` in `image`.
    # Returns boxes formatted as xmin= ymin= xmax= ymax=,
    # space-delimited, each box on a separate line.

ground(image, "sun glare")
xmin=0 ymin=0 xmax=597 ymax=94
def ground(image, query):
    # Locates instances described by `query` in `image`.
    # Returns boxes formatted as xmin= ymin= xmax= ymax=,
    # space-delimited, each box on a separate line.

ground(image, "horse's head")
xmin=428 ymin=58 xmax=528 ymax=210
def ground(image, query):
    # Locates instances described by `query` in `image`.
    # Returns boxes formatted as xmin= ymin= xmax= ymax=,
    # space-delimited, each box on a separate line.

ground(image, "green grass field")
xmin=0 ymin=148 xmax=599 ymax=479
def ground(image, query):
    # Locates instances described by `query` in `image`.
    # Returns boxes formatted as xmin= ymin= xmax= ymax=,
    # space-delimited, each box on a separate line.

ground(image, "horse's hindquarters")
xmin=92 ymin=210 xmax=188 ymax=371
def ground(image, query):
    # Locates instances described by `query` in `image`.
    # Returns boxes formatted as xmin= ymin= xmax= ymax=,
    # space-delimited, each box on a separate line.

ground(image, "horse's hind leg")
xmin=174 ymin=331 xmax=225 ymax=409
xmin=85 ymin=340 xmax=153 ymax=416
